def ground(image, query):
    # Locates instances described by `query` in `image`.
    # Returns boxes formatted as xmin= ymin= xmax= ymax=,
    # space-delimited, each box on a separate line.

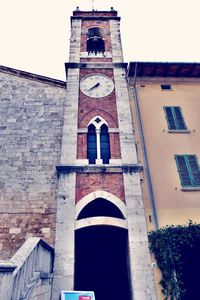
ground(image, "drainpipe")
xmin=132 ymin=62 xmax=159 ymax=230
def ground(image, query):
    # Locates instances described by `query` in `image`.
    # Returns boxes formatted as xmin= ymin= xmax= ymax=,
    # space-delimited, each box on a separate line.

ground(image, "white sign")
xmin=61 ymin=291 xmax=95 ymax=300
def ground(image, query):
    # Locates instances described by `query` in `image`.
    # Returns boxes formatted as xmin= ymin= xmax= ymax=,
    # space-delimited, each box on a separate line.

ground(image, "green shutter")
xmin=175 ymin=155 xmax=200 ymax=187
xmin=175 ymin=155 xmax=192 ymax=186
xmin=164 ymin=107 xmax=187 ymax=130
xmin=187 ymin=155 xmax=200 ymax=186
xmin=164 ymin=107 xmax=176 ymax=129
xmin=174 ymin=107 xmax=187 ymax=130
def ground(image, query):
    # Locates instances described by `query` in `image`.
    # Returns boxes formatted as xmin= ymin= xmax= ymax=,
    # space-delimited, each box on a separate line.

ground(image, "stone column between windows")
xmin=124 ymin=172 xmax=156 ymax=300
xmin=95 ymin=128 xmax=103 ymax=164
xmin=52 ymin=172 xmax=76 ymax=299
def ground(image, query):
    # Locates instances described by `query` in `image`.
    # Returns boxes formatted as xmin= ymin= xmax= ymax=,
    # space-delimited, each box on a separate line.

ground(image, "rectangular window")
xmin=161 ymin=84 xmax=171 ymax=90
xmin=164 ymin=106 xmax=187 ymax=130
xmin=175 ymin=155 xmax=200 ymax=187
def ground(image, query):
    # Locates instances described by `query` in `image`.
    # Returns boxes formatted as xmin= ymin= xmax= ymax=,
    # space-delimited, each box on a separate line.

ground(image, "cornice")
xmin=0 ymin=65 xmax=66 ymax=88
xmin=56 ymin=164 xmax=143 ymax=174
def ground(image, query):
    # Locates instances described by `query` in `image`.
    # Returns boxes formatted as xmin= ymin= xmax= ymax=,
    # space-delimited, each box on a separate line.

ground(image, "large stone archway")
xmin=74 ymin=191 xmax=131 ymax=300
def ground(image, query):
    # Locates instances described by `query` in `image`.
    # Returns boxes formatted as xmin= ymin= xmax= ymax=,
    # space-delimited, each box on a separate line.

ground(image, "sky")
xmin=1 ymin=0 xmax=200 ymax=81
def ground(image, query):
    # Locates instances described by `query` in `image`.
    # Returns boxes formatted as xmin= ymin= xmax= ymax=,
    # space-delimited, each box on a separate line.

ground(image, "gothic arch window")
xmin=87 ymin=117 xmax=111 ymax=164
xmin=87 ymin=27 xmax=105 ymax=54
xmin=87 ymin=124 xmax=97 ymax=164
xmin=100 ymin=124 xmax=110 ymax=164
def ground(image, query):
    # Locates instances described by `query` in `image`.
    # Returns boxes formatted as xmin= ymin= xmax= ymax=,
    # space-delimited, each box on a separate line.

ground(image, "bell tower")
xmin=52 ymin=7 xmax=156 ymax=300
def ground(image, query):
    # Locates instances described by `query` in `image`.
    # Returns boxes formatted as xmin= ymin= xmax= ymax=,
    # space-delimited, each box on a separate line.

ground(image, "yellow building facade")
xmin=128 ymin=62 xmax=200 ymax=298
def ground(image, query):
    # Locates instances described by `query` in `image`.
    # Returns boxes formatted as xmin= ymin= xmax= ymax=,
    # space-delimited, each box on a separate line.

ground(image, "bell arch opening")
xmin=87 ymin=27 xmax=105 ymax=54
xmin=74 ymin=225 xmax=131 ymax=300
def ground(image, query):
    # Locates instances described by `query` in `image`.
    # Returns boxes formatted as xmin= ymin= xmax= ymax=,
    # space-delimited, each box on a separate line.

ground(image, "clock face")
xmin=80 ymin=74 xmax=114 ymax=98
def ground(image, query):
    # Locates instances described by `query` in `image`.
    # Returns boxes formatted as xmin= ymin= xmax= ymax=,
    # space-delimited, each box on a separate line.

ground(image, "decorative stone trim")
xmin=71 ymin=16 xmax=121 ymax=21
xmin=78 ymin=127 xmax=119 ymax=133
xmin=56 ymin=164 xmax=143 ymax=174
xmin=77 ymin=128 xmax=88 ymax=133
xmin=95 ymin=159 xmax=103 ymax=164
xmin=108 ymin=128 xmax=120 ymax=133
xmin=65 ymin=62 xmax=128 ymax=71
xmin=76 ymin=159 xmax=89 ymax=164
xmin=80 ymin=52 xmax=112 ymax=58
xmin=109 ymin=159 xmax=122 ymax=164
xmin=75 ymin=217 xmax=127 ymax=230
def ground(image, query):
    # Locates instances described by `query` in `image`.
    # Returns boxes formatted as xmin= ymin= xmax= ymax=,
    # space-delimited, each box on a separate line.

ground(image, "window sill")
xmin=80 ymin=51 xmax=112 ymax=58
xmin=160 ymin=89 xmax=173 ymax=91
xmin=168 ymin=129 xmax=190 ymax=133
xmin=181 ymin=187 xmax=200 ymax=191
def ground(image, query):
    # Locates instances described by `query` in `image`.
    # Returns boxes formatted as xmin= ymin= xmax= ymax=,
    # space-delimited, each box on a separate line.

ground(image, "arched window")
xmin=87 ymin=27 xmax=105 ymax=54
xmin=87 ymin=117 xmax=110 ymax=164
xmin=100 ymin=124 xmax=110 ymax=164
xmin=87 ymin=124 xmax=97 ymax=164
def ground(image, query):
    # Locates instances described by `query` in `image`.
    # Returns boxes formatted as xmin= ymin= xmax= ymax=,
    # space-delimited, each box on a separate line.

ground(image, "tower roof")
xmin=72 ymin=7 xmax=119 ymax=20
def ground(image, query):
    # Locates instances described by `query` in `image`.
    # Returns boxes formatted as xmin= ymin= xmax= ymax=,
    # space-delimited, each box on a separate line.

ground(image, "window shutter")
xmin=87 ymin=124 xmax=97 ymax=164
xmin=187 ymin=155 xmax=200 ymax=186
xmin=175 ymin=155 xmax=192 ymax=186
xmin=100 ymin=124 xmax=110 ymax=164
xmin=174 ymin=107 xmax=186 ymax=130
xmin=165 ymin=107 xmax=176 ymax=129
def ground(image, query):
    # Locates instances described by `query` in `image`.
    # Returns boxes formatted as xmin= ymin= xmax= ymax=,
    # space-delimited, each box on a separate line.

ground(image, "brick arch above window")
xmin=79 ymin=109 xmax=118 ymax=128
xmin=87 ymin=27 xmax=104 ymax=38
xmin=82 ymin=25 xmax=107 ymax=38
xmin=88 ymin=115 xmax=108 ymax=129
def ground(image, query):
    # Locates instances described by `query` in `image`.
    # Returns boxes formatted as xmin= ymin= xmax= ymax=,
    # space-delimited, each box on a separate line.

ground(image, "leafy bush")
xmin=148 ymin=221 xmax=200 ymax=299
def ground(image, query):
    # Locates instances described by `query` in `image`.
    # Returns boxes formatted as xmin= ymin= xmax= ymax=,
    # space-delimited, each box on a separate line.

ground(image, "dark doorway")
xmin=75 ymin=226 xmax=131 ymax=300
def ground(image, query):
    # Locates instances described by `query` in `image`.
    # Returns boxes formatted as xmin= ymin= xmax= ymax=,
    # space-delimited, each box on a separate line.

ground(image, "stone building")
xmin=1 ymin=7 xmax=200 ymax=300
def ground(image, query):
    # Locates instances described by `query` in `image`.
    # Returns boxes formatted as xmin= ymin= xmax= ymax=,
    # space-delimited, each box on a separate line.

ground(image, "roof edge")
xmin=128 ymin=61 xmax=200 ymax=78
xmin=0 ymin=65 xmax=66 ymax=88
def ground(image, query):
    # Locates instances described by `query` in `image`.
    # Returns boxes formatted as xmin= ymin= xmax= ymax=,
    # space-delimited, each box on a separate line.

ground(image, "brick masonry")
xmin=76 ymin=173 xmax=125 ymax=203
xmin=0 ymin=71 xmax=66 ymax=259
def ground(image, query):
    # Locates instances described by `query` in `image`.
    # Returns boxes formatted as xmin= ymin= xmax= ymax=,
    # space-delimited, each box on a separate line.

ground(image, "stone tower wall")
xmin=0 ymin=70 xmax=66 ymax=259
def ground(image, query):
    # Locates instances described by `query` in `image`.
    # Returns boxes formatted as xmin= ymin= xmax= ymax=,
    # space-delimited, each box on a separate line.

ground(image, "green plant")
xmin=148 ymin=221 xmax=200 ymax=299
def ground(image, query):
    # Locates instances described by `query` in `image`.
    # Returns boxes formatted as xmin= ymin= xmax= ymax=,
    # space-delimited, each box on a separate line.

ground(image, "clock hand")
xmin=88 ymin=82 xmax=100 ymax=91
